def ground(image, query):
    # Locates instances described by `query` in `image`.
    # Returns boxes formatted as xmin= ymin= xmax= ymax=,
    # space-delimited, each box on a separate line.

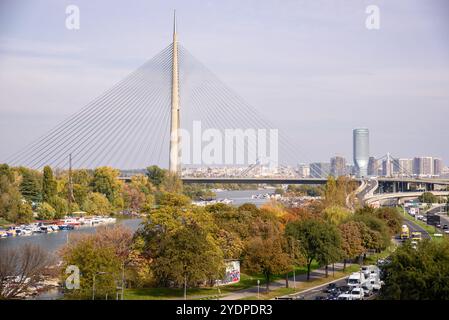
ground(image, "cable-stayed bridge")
xmin=5 ymin=13 xmax=327 ymax=178
xmin=3 ymin=13 xmax=449 ymax=193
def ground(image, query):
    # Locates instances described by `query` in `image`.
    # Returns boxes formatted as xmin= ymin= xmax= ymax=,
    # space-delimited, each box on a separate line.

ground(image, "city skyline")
xmin=1 ymin=0 xmax=449 ymax=166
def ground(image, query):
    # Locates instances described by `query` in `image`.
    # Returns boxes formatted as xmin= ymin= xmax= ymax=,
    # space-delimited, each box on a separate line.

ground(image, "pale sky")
xmin=0 ymin=0 xmax=448 ymax=167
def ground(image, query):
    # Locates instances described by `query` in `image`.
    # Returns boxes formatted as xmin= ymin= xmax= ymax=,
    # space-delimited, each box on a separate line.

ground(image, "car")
xmin=337 ymin=293 xmax=353 ymax=300
xmin=370 ymin=279 xmax=383 ymax=292
xmin=324 ymin=283 xmax=338 ymax=294
xmin=348 ymin=287 xmax=364 ymax=300
xmin=314 ymin=296 xmax=327 ymax=300
xmin=443 ymin=225 xmax=448 ymax=230
xmin=444 ymin=230 xmax=449 ymax=234
xmin=436 ymin=224 xmax=442 ymax=228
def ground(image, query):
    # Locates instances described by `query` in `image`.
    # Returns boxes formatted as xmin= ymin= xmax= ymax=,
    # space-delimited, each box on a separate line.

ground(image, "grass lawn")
xmin=364 ymin=244 xmax=398 ymax=265
xmin=124 ymin=263 xmax=321 ymax=300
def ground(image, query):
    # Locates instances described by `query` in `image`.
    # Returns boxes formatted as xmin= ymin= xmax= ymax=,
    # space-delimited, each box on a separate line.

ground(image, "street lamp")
xmin=92 ymin=271 xmax=107 ymax=300
xmin=257 ymin=280 xmax=260 ymax=300
xmin=215 ymin=280 xmax=221 ymax=300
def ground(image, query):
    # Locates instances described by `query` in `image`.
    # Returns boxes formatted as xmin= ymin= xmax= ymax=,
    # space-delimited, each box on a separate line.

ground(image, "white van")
xmin=347 ymin=272 xmax=367 ymax=288
xmin=361 ymin=265 xmax=380 ymax=279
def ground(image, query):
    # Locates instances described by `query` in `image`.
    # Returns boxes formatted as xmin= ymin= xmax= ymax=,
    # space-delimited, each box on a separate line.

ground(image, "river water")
xmin=0 ymin=189 xmax=272 ymax=254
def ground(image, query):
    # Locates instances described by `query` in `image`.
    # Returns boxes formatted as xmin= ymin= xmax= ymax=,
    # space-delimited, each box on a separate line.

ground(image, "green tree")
xmin=157 ymin=192 xmax=191 ymax=207
xmin=16 ymin=201 xmax=33 ymax=224
xmin=61 ymin=239 xmax=122 ymax=299
xmin=146 ymin=165 xmax=166 ymax=187
xmin=380 ymin=239 xmax=449 ymax=300
xmin=37 ymin=202 xmax=56 ymax=220
xmin=323 ymin=206 xmax=351 ymax=225
xmin=419 ymin=192 xmax=438 ymax=204
xmin=82 ymin=192 xmax=112 ymax=215
xmin=91 ymin=167 xmax=122 ymax=204
xmin=18 ymin=167 xmax=42 ymax=203
xmin=138 ymin=205 xmax=224 ymax=288
xmin=285 ymin=218 xmax=342 ymax=280
xmin=42 ymin=166 xmax=57 ymax=202
xmin=49 ymin=196 xmax=68 ymax=219
xmin=352 ymin=213 xmax=390 ymax=251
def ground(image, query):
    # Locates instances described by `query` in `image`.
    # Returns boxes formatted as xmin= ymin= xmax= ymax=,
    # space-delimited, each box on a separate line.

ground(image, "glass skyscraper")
xmin=353 ymin=128 xmax=369 ymax=177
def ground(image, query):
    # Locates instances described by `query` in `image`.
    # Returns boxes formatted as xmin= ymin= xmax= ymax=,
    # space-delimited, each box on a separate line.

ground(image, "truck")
xmin=401 ymin=224 xmax=410 ymax=240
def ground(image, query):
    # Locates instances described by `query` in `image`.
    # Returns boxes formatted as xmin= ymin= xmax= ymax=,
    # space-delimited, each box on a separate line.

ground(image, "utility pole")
xmin=121 ymin=262 xmax=125 ymax=300
xmin=68 ymin=153 xmax=75 ymax=215
xmin=184 ymin=273 xmax=187 ymax=300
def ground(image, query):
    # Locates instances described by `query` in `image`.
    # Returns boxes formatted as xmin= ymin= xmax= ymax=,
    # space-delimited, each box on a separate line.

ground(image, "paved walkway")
xmin=220 ymin=262 xmax=349 ymax=300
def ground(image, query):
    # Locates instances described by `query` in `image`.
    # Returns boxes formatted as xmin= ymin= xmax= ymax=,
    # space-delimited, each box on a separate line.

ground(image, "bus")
xmin=411 ymin=232 xmax=422 ymax=241
xmin=401 ymin=225 xmax=410 ymax=240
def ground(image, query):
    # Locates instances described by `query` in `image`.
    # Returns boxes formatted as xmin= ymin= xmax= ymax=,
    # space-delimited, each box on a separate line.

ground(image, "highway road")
xmin=402 ymin=218 xmax=432 ymax=239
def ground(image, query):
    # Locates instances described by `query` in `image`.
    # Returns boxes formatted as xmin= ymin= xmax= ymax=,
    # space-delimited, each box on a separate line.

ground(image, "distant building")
xmin=330 ymin=156 xmax=347 ymax=177
xmin=368 ymin=156 xmax=382 ymax=176
xmin=434 ymin=158 xmax=443 ymax=176
xmin=413 ymin=156 xmax=434 ymax=177
xmin=297 ymin=163 xmax=310 ymax=178
xmin=346 ymin=164 xmax=355 ymax=176
xmin=353 ymin=128 xmax=369 ymax=177
xmin=398 ymin=158 xmax=413 ymax=176
xmin=310 ymin=162 xmax=331 ymax=178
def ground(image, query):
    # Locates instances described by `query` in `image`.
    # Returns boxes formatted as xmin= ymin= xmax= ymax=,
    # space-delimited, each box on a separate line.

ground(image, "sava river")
xmin=0 ymin=189 xmax=273 ymax=254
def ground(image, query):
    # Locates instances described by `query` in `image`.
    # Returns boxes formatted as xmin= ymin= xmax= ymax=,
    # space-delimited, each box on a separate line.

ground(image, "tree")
xmin=151 ymin=223 xmax=224 ymax=288
xmin=61 ymin=238 xmax=122 ymax=299
xmin=146 ymin=165 xmax=166 ymax=187
xmin=419 ymin=192 xmax=438 ymax=204
xmin=160 ymin=172 xmax=183 ymax=193
xmin=285 ymin=219 xmax=342 ymax=280
xmin=91 ymin=167 xmax=122 ymax=204
xmin=82 ymin=192 xmax=112 ymax=215
xmin=0 ymin=244 xmax=52 ymax=299
xmin=37 ymin=202 xmax=56 ymax=220
xmin=243 ymin=235 xmax=291 ymax=291
xmin=49 ymin=196 xmax=68 ymax=219
xmin=0 ymin=166 xmax=23 ymax=223
xmin=380 ymin=238 xmax=449 ymax=300
xmin=18 ymin=167 xmax=42 ymax=203
xmin=338 ymin=221 xmax=365 ymax=269
xmin=323 ymin=206 xmax=351 ymax=225
xmin=157 ymin=192 xmax=191 ymax=207
xmin=122 ymin=183 xmax=146 ymax=212
xmin=352 ymin=213 xmax=390 ymax=251
xmin=16 ymin=201 xmax=33 ymax=224
xmin=42 ymin=166 xmax=57 ymax=202
xmin=138 ymin=205 xmax=224 ymax=288
xmin=372 ymin=207 xmax=402 ymax=235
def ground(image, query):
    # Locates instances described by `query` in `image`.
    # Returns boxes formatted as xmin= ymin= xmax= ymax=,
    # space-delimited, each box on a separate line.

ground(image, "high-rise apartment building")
xmin=434 ymin=158 xmax=443 ymax=176
xmin=398 ymin=158 xmax=413 ymax=176
xmin=330 ymin=156 xmax=347 ymax=177
xmin=413 ymin=156 xmax=434 ymax=176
